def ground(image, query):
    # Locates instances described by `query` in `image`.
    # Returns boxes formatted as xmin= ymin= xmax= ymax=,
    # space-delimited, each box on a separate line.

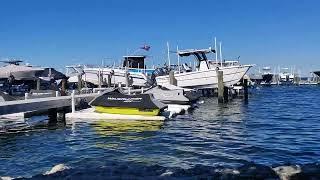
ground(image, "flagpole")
xmin=167 ymin=42 xmax=171 ymax=67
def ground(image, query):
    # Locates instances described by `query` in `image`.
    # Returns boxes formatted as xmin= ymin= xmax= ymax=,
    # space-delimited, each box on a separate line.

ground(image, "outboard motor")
xmin=149 ymin=67 xmax=170 ymax=86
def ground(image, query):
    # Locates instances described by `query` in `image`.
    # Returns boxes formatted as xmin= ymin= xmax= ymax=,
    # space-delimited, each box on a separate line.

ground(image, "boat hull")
xmin=94 ymin=106 xmax=160 ymax=116
xmin=156 ymin=65 xmax=251 ymax=89
xmin=83 ymin=68 xmax=149 ymax=87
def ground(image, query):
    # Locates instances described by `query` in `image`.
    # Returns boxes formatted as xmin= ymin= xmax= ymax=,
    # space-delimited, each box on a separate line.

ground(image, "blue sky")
xmin=0 ymin=0 xmax=319 ymax=75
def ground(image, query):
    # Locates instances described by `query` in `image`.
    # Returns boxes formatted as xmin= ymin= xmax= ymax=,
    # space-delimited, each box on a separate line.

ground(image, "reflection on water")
xmin=92 ymin=120 xmax=163 ymax=137
xmin=0 ymin=86 xmax=320 ymax=178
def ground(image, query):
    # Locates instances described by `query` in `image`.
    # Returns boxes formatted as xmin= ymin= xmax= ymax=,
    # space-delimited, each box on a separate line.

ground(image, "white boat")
xmin=0 ymin=60 xmax=44 ymax=81
xmin=279 ymin=67 xmax=294 ymax=84
xmin=66 ymin=56 xmax=154 ymax=87
xmin=155 ymin=49 xmax=252 ymax=89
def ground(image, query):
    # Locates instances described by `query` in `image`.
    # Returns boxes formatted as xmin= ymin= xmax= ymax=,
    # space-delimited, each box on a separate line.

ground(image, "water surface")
xmin=0 ymin=86 xmax=320 ymax=178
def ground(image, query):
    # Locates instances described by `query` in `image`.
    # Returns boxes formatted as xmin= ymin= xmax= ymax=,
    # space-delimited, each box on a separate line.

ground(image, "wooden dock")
xmin=0 ymin=93 xmax=99 ymax=116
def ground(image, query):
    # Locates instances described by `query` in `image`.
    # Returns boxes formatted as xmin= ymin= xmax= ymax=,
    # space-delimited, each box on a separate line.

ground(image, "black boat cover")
xmin=90 ymin=89 xmax=167 ymax=110
xmin=35 ymin=68 xmax=67 ymax=80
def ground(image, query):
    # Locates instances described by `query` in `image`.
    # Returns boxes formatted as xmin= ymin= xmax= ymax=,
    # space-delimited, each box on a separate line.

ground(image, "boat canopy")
xmin=123 ymin=55 xmax=146 ymax=69
xmin=178 ymin=49 xmax=214 ymax=56
xmin=177 ymin=48 xmax=216 ymax=62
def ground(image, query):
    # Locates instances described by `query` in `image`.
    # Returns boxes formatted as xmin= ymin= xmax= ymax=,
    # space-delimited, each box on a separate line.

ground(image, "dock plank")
xmin=0 ymin=93 xmax=98 ymax=116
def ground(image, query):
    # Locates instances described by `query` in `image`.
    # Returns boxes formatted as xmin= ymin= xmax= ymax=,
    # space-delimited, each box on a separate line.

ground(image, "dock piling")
xmin=107 ymin=74 xmax=111 ymax=88
xmin=77 ymin=75 xmax=82 ymax=91
xmin=48 ymin=108 xmax=58 ymax=124
xmin=125 ymin=67 xmax=129 ymax=87
xmin=36 ymin=79 xmax=41 ymax=90
xmin=244 ymin=79 xmax=248 ymax=102
xmin=169 ymin=71 xmax=177 ymax=86
xmin=223 ymin=86 xmax=229 ymax=102
xmin=61 ymin=79 xmax=67 ymax=95
xmin=218 ymin=70 xmax=225 ymax=103
xmin=98 ymin=70 xmax=102 ymax=88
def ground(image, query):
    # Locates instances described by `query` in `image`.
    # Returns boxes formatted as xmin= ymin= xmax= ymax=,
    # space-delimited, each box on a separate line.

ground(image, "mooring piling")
xmin=125 ymin=67 xmax=130 ymax=87
xmin=169 ymin=71 xmax=177 ymax=86
xmin=77 ymin=75 xmax=82 ymax=91
xmin=243 ymin=79 xmax=248 ymax=102
xmin=218 ymin=70 xmax=226 ymax=103
xmin=36 ymin=79 xmax=41 ymax=91
xmin=107 ymin=74 xmax=112 ymax=87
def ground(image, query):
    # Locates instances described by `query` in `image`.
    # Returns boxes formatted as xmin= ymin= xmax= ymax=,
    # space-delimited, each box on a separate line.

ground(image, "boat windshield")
xmin=66 ymin=66 xmax=84 ymax=76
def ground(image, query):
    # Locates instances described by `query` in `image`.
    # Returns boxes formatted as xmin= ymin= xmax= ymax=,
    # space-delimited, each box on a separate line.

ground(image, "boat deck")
xmin=66 ymin=108 xmax=166 ymax=121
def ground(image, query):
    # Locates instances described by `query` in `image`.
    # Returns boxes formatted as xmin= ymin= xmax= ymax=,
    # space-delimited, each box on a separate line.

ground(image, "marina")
xmin=0 ymin=45 xmax=319 ymax=179
xmin=1 ymin=0 xmax=320 ymax=179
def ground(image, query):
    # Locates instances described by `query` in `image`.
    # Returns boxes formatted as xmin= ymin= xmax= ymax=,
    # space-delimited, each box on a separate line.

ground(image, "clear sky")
xmin=0 ymin=0 xmax=319 ymax=75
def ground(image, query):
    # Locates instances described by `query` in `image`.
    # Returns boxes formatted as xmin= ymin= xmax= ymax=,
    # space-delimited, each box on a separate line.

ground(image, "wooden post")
xmin=48 ymin=108 xmax=57 ymax=124
xmin=125 ymin=69 xmax=129 ymax=88
xmin=223 ymin=86 xmax=229 ymax=102
xmin=218 ymin=70 xmax=224 ymax=103
xmin=244 ymin=79 xmax=248 ymax=102
xmin=169 ymin=71 xmax=177 ymax=86
xmin=98 ymin=70 xmax=102 ymax=88
xmin=61 ymin=79 xmax=67 ymax=95
xmin=77 ymin=75 xmax=82 ymax=91
xmin=36 ymin=79 xmax=41 ymax=90
xmin=57 ymin=111 xmax=66 ymax=122
xmin=107 ymin=74 xmax=111 ymax=88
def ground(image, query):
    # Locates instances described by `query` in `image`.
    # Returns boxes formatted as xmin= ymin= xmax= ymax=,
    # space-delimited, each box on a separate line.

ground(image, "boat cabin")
xmin=178 ymin=49 xmax=215 ymax=71
xmin=122 ymin=55 xmax=146 ymax=69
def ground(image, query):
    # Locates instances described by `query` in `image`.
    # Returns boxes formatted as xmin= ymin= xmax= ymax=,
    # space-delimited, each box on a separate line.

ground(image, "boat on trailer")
xmin=155 ymin=48 xmax=252 ymax=89
xmin=66 ymin=56 xmax=155 ymax=88
xmin=89 ymin=89 xmax=167 ymax=116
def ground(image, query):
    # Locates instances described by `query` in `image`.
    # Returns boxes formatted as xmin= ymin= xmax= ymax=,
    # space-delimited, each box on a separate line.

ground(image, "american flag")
xmin=140 ymin=44 xmax=151 ymax=51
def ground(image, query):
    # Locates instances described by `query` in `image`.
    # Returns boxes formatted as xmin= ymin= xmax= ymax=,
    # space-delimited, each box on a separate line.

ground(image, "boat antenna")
xmin=177 ymin=45 xmax=180 ymax=73
xmin=167 ymin=41 xmax=171 ymax=67
xmin=219 ymin=41 xmax=223 ymax=67
xmin=214 ymin=37 xmax=218 ymax=64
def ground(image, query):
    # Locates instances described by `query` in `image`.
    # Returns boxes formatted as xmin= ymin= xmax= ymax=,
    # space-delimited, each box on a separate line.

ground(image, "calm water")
xmin=1 ymin=86 xmax=320 ymax=178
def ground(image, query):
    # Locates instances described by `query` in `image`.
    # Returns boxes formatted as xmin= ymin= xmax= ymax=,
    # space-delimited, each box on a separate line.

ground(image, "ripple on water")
xmin=0 ymin=86 xmax=320 ymax=178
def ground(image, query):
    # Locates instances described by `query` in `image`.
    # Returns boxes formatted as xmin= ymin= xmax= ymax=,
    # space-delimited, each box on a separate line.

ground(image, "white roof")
xmin=123 ymin=55 xmax=146 ymax=58
xmin=178 ymin=48 xmax=212 ymax=55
